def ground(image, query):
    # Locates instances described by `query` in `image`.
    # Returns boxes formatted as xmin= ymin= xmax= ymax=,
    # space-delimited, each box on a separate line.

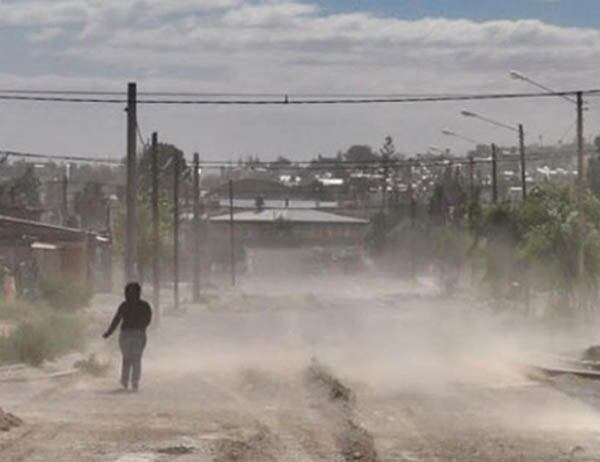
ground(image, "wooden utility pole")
xmin=518 ymin=124 xmax=527 ymax=201
xmin=577 ymin=91 xmax=585 ymax=187
xmin=229 ymin=179 xmax=236 ymax=287
xmin=151 ymin=132 xmax=160 ymax=323
xmin=577 ymin=91 xmax=585 ymax=278
xmin=125 ymin=82 xmax=138 ymax=282
xmin=491 ymin=143 xmax=498 ymax=203
xmin=468 ymin=155 xmax=475 ymax=201
xmin=192 ymin=153 xmax=201 ymax=303
xmin=382 ymin=154 xmax=389 ymax=211
xmin=61 ymin=165 xmax=68 ymax=226
xmin=173 ymin=151 xmax=180 ymax=311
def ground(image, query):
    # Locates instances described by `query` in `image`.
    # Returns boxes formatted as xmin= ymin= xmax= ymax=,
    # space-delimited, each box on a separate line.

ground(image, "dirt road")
xmin=2 ymin=280 xmax=600 ymax=461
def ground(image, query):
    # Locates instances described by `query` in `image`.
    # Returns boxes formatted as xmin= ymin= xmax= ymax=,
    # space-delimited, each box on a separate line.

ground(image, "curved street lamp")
xmin=460 ymin=110 xmax=526 ymax=200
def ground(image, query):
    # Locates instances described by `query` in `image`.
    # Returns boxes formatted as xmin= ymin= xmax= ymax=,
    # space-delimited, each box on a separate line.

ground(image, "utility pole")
xmin=577 ymin=91 xmax=585 ymax=278
xmin=192 ymin=153 xmax=201 ymax=303
xmin=61 ymin=165 xmax=68 ymax=226
xmin=468 ymin=155 xmax=475 ymax=202
xmin=519 ymin=124 xmax=527 ymax=201
xmin=491 ymin=143 xmax=498 ymax=204
xmin=577 ymin=91 xmax=585 ymax=188
xmin=382 ymin=154 xmax=389 ymax=211
xmin=173 ymin=151 xmax=180 ymax=311
xmin=229 ymin=179 xmax=236 ymax=287
xmin=151 ymin=132 xmax=160 ymax=324
xmin=125 ymin=82 xmax=137 ymax=282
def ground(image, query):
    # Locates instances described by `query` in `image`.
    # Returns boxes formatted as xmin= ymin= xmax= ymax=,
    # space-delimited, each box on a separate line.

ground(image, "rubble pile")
xmin=0 ymin=408 xmax=23 ymax=432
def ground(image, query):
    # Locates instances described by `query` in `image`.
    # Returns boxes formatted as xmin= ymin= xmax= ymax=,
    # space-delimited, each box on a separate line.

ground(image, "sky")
xmin=1 ymin=0 xmax=600 ymax=162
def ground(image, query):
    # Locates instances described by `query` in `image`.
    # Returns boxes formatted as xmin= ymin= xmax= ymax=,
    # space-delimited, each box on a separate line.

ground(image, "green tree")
xmin=589 ymin=135 xmax=600 ymax=197
xmin=138 ymin=142 xmax=189 ymax=197
xmin=113 ymin=142 xmax=188 ymax=282
xmin=74 ymin=182 xmax=108 ymax=230
xmin=345 ymin=145 xmax=379 ymax=163
xmin=3 ymin=165 xmax=41 ymax=207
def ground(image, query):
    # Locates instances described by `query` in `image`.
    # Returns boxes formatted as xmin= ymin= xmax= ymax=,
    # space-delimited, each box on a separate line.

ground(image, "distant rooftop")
xmin=210 ymin=209 xmax=368 ymax=224
xmin=218 ymin=199 xmax=337 ymax=209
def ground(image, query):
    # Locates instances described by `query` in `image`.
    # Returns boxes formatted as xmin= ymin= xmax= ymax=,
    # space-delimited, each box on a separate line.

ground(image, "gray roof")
xmin=210 ymin=209 xmax=368 ymax=224
xmin=218 ymin=199 xmax=337 ymax=209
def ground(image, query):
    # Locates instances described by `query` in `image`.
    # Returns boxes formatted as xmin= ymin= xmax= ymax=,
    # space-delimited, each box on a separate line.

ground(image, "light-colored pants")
xmin=119 ymin=330 xmax=147 ymax=388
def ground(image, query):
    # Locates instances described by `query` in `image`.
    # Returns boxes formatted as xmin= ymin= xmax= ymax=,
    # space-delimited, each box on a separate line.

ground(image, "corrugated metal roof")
xmin=210 ymin=209 xmax=368 ymax=224
xmin=218 ymin=199 xmax=337 ymax=209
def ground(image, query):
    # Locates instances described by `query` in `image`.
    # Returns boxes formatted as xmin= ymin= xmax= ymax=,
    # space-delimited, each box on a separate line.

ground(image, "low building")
xmin=0 ymin=215 xmax=112 ymax=295
xmin=202 ymin=208 xmax=369 ymax=276
xmin=208 ymin=208 xmax=368 ymax=247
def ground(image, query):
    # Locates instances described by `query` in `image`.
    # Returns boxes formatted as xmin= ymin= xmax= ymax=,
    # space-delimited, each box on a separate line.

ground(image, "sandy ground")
xmin=2 ymin=277 xmax=600 ymax=461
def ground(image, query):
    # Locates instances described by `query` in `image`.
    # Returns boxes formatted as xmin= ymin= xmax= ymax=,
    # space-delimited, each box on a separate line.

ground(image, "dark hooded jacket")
xmin=105 ymin=288 xmax=152 ymax=337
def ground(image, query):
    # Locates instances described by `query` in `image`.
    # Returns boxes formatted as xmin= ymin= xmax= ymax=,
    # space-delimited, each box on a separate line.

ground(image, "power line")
xmin=0 ymin=150 xmax=123 ymax=165
xmin=0 ymin=89 xmax=490 ymax=98
xmin=0 ymin=89 xmax=599 ymax=105
xmin=196 ymin=153 xmax=576 ymax=170
xmin=0 ymin=148 xmax=574 ymax=171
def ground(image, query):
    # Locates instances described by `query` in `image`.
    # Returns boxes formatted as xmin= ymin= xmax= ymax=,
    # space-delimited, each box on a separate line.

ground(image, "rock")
xmin=0 ymin=407 xmax=23 ymax=431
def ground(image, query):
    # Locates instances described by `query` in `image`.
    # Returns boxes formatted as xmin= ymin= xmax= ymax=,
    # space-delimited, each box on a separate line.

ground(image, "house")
xmin=203 ymin=208 xmax=369 ymax=276
xmin=0 ymin=215 xmax=112 ymax=294
xmin=208 ymin=208 xmax=368 ymax=247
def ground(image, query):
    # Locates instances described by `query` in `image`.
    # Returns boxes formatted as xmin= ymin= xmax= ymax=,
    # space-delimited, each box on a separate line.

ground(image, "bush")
xmin=0 ymin=312 xmax=85 ymax=366
xmin=38 ymin=276 xmax=92 ymax=311
xmin=0 ymin=300 xmax=36 ymax=321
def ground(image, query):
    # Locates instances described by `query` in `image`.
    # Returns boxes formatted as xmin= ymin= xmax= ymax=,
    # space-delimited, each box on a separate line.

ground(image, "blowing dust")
xmin=140 ymin=271 xmax=600 ymax=439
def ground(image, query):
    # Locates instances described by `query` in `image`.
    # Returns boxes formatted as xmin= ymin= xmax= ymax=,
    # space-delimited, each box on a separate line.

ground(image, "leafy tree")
xmin=345 ymin=145 xmax=379 ymax=163
xmin=379 ymin=136 xmax=396 ymax=159
xmin=3 ymin=165 xmax=41 ymax=208
xmin=515 ymin=185 xmax=600 ymax=311
xmin=74 ymin=182 xmax=108 ymax=230
xmin=589 ymin=135 xmax=600 ymax=197
xmin=138 ymin=142 xmax=189 ymax=198
xmin=113 ymin=141 xmax=188 ymax=282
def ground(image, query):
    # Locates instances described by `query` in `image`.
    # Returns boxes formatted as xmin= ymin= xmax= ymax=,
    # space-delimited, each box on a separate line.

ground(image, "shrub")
xmin=38 ymin=276 xmax=92 ymax=311
xmin=0 ymin=312 xmax=85 ymax=366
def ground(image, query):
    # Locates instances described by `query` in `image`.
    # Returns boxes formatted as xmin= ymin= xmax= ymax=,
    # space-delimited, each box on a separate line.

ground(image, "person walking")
xmin=103 ymin=282 xmax=152 ymax=391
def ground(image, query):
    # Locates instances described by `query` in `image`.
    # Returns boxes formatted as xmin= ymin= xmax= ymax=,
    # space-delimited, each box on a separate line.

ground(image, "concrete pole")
xmin=519 ymin=124 xmax=527 ymax=201
xmin=229 ymin=179 xmax=236 ymax=287
xmin=173 ymin=152 xmax=180 ymax=311
xmin=468 ymin=155 xmax=475 ymax=202
xmin=577 ymin=91 xmax=585 ymax=279
xmin=151 ymin=132 xmax=160 ymax=324
xmin=192 ymin=153 xmax=200 ymax=302
xmin=125 ymin=82 xmax=138 ymax=282
xmin=61 ymin=166 xmax=68 ymax=226
xmin=491 ymin=143 xmax=498 ymax=204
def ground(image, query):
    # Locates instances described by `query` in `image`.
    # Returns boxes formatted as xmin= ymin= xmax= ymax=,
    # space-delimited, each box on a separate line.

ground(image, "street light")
xmin=460 ymin=109 xmax=519 ymax=133
xmin=511 ymin=70 xmax=587 ymax=277
xmin=460 ymin=110 xmax=527 ymax=200
xmin=441 ymin=128 xmax=483 ymax=145
xmin=509 ymin=70 xmax=581 ymax=106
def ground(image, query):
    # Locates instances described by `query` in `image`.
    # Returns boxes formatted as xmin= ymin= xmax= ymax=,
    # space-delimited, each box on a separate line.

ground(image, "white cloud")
xmin=1 ymin=0 xmax=600 ymax=159
xmin=28 ymin=26 xmax=64 ymax=43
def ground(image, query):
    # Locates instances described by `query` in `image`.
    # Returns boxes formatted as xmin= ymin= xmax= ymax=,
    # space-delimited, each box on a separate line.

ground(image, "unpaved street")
xmin=2 ymin=279 xmax=600 ymax=461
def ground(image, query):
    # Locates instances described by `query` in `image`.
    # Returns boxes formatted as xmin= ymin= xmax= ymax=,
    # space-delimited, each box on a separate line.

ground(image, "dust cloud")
xmin=141 ymin=269 xmax=600 ymax=440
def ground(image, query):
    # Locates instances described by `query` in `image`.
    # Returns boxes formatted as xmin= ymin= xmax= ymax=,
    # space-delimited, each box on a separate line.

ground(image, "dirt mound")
xmin=157 ymin=445 xmax=195 ymax=456
xmin=581 ymin=345 xmax=600 ymax=362
xmin=306 ymin=357 xmax=354 ymax=403
xmin=0 ymin=408 xmax=23 ymax=432
xmin=213 ymin=426 xmax=279 ymax=462
xmin=305 ymin=358 xmax=378 ymax=462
